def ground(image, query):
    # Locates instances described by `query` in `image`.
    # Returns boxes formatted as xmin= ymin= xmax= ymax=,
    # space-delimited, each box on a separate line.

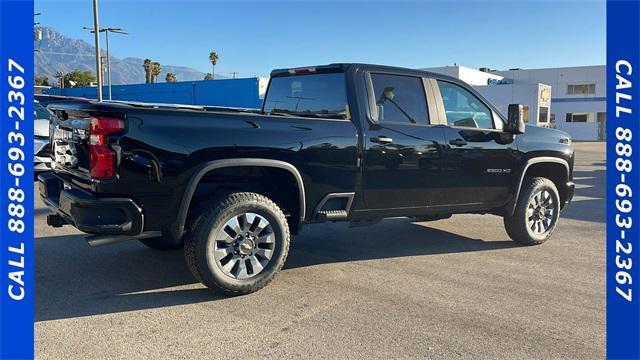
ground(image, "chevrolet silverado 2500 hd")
xmin=39 ymin=63 xmax=575 ymax=295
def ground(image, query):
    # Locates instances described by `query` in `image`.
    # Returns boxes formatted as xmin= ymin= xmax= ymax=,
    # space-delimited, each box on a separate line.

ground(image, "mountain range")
xmin=35 ymin=27 xmax=217 ymax=85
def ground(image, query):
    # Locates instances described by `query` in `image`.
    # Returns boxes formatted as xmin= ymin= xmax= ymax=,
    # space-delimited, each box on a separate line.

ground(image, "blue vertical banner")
xmin=607 ymin=0 xmax=640 ymax=359
xmin=0 ymin=0 xmax=35 ymax=359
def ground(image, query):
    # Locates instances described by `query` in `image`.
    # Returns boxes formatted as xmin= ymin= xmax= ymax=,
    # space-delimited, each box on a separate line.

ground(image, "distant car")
xmin=34 ymin=100 xmax=52 ymax=173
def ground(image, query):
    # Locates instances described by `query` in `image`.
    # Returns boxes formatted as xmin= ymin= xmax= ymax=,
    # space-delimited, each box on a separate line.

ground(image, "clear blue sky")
xmin=36 ymin=0 xmax=606 ymax=77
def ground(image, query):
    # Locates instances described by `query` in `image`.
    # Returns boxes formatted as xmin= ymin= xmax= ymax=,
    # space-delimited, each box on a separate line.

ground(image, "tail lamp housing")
xmin=89 ymin=117 xmax=124 ymax=180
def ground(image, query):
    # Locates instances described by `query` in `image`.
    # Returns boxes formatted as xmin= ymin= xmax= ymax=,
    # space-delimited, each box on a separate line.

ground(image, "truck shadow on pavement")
xmin=35 ymin=218 xmax=519 ymax=322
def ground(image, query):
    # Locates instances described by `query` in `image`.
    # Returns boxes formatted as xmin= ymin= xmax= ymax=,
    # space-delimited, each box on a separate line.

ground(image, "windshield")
xmin=263 ymin=73 xmax=348 ymax=120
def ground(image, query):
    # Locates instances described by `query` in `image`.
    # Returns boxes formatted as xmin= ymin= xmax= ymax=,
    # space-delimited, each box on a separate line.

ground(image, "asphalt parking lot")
xmin=35 ymin=142 xmax=605 ymax=359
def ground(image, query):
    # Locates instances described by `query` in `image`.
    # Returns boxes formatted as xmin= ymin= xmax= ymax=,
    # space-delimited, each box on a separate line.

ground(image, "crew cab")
xmin=39 ymin=63 xmax=575 ymax=295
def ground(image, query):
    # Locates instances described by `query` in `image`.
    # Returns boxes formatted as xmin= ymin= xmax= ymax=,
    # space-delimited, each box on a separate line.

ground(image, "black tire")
xmin=504 ymin=177 xmax=560 ymax=245
xmin=139 ymin=236 xmax=183 ymax=251
xmin=184 ymin=192 xmax=290 ymax=296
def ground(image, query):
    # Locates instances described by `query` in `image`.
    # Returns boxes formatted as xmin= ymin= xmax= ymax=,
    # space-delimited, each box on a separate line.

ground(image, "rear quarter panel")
xmin=98 ymin=109 xmax=360 ymax=231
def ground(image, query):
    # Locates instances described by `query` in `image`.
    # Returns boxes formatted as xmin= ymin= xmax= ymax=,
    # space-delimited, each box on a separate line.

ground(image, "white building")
xmin=424 ymin=66 xmax=504 ymax=86
xmin=422 ymin=65 xmax=605 ymax=141
xmin=258 ymin=76 xmax=270 ymax=99
xmin=493 ymin=66 xmax=605 ymax=140
xmin=474 ymin=81 xmax=552 ymax=127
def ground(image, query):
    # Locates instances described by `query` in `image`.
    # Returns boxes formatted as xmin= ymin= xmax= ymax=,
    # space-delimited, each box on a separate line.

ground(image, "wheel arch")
xmin=508 ymin=157 xmax=570 ymax=216
xmin=169 ymin=158 xmax=306 ymax=240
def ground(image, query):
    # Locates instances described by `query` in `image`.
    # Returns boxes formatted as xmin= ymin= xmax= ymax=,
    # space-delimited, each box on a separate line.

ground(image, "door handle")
xmin=372 ymin=136 xmax=393 ymax=144
xmin=449 ymin=138 xmax=467 ymax=147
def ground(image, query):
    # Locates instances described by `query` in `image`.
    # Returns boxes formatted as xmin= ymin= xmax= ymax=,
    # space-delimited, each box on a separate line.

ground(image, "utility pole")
xmin=92 ymin=0 xmax=103 ymax=101
xmin=84 ymin=26 xmax=128 ymax=100
xmin=34 ymin=13 xmax=42 ymax=53
xmin=105 ymin=30 xmax=111 ymax=99
xmin=100 ymin=56 xmax=107 ymax=81
xmin=55 ymin=71 xmax=64 ymax=89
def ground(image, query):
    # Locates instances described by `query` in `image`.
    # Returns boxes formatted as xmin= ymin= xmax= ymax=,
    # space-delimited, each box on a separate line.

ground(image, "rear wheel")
xmin=504 ymin=177 xmax=560 ymax=245
xmin=184 ymin=192 xmax=290 ymax=296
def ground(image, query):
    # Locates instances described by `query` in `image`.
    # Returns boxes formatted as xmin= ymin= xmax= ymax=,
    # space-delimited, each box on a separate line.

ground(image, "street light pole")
xmin=105 ymin=30 xmax=111 ymax=100
xmin=84 ymin=26 xmax=128 ymax=101
xmin=91 ymin=0 xmax=103 ymax=101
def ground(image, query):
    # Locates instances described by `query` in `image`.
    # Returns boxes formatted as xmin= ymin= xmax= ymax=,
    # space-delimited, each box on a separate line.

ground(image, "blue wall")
xmin=44 ymin=78 xmax=263 ymax=109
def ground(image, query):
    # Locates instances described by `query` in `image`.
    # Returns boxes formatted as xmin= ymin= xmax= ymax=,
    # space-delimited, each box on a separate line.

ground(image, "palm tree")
xmin=209 ymin=51 xmax=219 ymax=79
xmin=151 ymin=62 xmax=162 ymax=83
xmin=204 ymin=73 xmax=213 ymax=80
xmin=165 ymin=72 xmax=177 ymax=82
xmin=143 ymin=59 xmax=152 ymax=84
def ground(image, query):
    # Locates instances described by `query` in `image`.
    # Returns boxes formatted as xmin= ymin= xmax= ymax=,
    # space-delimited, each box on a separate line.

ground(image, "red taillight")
xmin=89 ymin=117 xmax=124 ymax=180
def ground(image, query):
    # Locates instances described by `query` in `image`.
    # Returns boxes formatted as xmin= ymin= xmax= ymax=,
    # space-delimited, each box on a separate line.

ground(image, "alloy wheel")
xmin=213 ymin=212 xmax=275 ymax=279
xmin=526 ymin=189 xmax=556 ymax=235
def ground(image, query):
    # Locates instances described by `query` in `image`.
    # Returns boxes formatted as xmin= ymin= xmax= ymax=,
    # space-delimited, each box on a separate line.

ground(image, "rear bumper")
xmin=38 ymin=172 xmax=144 ymax=235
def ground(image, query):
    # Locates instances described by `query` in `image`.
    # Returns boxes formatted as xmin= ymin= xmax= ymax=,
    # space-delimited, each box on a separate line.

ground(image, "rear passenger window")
xmin=264 ymin=72 xmax=348 ymax=120
xmin=369 ymin=73 xmax=429 ymax=125
xmin=437 ymin=81 xmax=494 ymax=129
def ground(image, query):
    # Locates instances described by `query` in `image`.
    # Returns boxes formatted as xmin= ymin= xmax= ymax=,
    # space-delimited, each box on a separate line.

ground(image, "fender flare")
xmin=169 ymin=158 xmax=306 ymax=240
xmin=508 ymin=157 xmax=570 ymax=216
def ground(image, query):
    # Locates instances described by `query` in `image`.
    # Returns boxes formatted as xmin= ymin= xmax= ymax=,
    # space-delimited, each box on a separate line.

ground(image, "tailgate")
xmin=51 ymin=116 xmax=92 ymax=176
xmin=47 ymin=100 xmax=127 ymax=180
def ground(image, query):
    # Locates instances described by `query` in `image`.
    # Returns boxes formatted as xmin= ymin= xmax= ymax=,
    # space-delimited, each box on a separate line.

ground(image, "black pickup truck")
xmin=39 ymin=63 xmax=575 ymax=295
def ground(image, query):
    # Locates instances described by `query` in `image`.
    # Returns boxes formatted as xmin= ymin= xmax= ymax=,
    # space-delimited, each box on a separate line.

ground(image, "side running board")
xmin=317 ymin=210 xmax=348 ymax=221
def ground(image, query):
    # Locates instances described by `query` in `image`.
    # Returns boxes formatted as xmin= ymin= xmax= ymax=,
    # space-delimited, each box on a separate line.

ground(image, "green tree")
xmin=165 ymin=72 xmax=177 ymax=82
xmin=204 ymin=73 xmax=213 ymax=80
xmin=143 ymin=59 xmax=152 ymax=84
xmin=63 ymin=70 xmax=96 ymax=87
xmin=209 ymin=51 xmax=219 ymax=79
xmin=34 ymin=76 xmax=50 ymax=86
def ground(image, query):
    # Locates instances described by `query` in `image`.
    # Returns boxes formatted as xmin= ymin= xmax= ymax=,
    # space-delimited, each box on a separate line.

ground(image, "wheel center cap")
xmin=238 ymin=239 xmax=254 ymax=255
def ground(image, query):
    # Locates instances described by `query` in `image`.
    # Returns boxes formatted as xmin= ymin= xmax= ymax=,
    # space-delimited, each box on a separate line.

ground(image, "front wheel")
xmin=504 ymin=177 xmax=560 ymax=245
xmin=184 ymin=192 xmax=290 ymax=296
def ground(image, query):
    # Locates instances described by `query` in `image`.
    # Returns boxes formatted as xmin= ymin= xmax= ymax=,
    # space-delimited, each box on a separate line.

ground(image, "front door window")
xmin=437 ymin=81 xmax=494 ymax=129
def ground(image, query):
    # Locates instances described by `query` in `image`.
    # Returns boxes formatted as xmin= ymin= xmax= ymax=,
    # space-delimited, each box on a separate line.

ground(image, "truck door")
xmin=361 ymin=72 xmax=448 ymax=212
xmin=432 ymin=79 xmax=519 ymax=207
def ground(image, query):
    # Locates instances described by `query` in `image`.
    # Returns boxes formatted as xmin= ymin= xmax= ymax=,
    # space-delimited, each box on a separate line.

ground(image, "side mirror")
xmin=506 ymin=104 xmax=526 ymax=134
